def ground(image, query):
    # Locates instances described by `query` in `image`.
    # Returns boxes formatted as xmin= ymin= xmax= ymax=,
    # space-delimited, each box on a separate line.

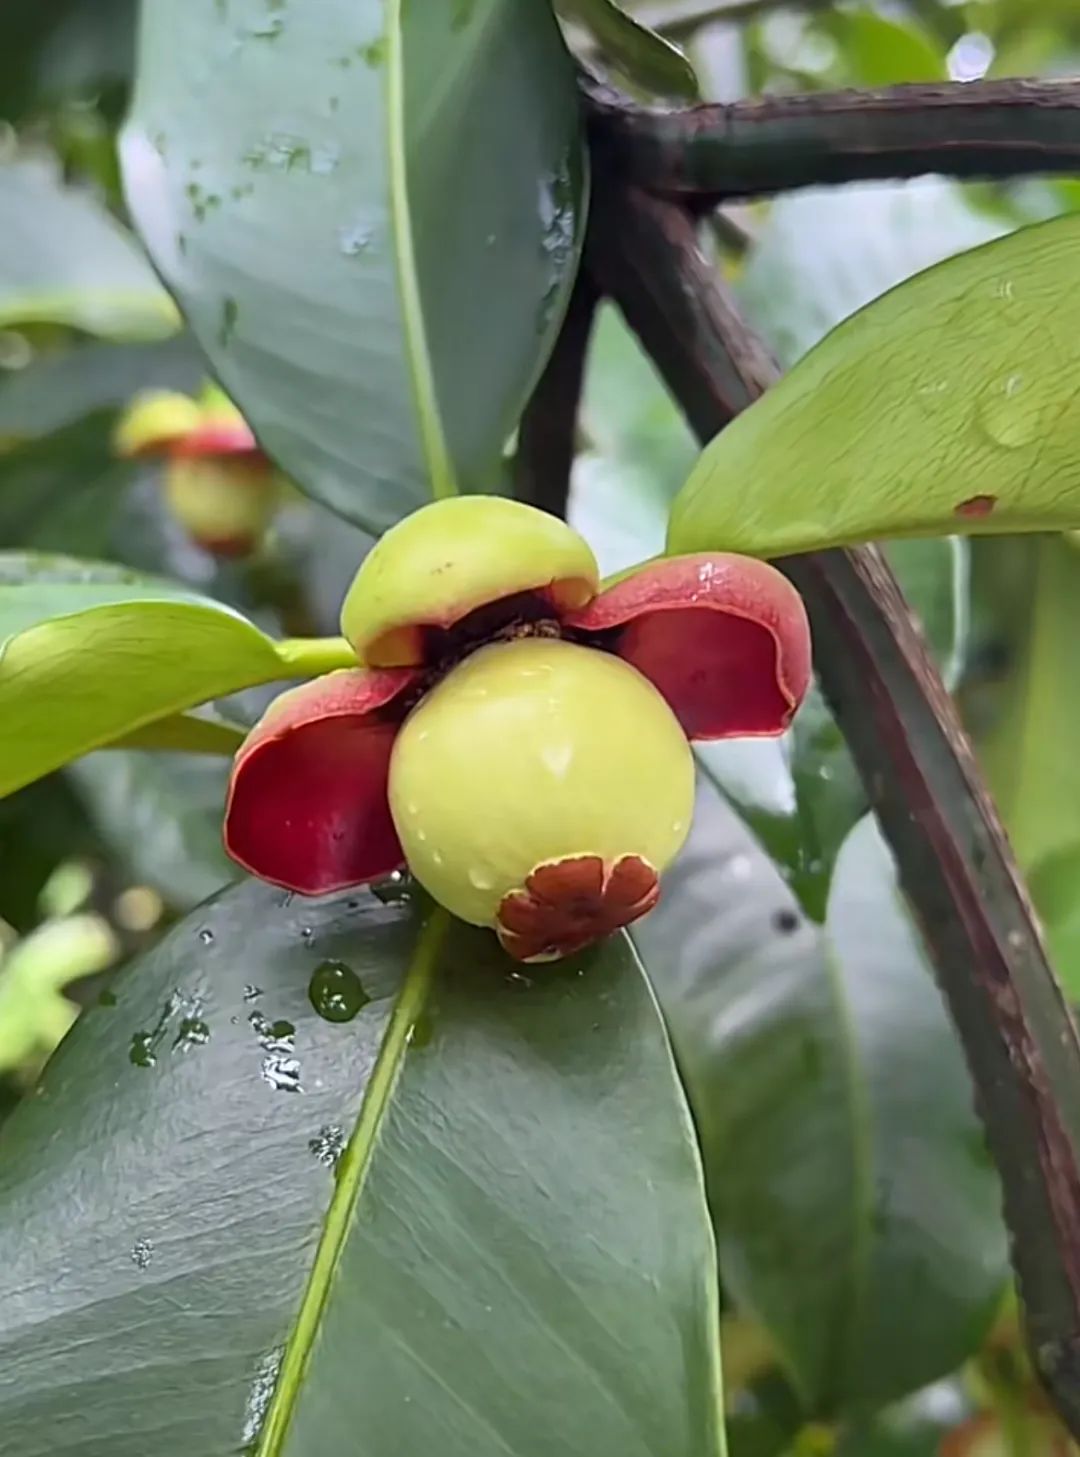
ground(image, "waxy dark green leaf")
xmin=122 ymin=0 xmax=586 ymax=532
xmin=635 ymin=790 xmax=1007 ymax=1414
xmin=0 ymin=882 xmax=725 ymax=1457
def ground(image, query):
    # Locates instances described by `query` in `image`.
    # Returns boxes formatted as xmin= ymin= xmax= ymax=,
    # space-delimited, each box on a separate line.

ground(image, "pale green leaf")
xmin=670 ymin=216 xmax=1080 ymax=557
xmin=0 ymin=554 xmax=351 ymax=798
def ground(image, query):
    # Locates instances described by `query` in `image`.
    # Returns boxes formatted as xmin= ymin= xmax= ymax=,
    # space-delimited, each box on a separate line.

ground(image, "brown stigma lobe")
xmin=495 ymin=853 xmax=660 ymax=963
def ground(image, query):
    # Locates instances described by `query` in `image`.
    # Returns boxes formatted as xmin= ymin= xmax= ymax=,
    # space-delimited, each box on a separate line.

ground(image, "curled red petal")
xmin=224 ymin=668 xmax=417 ymax=895
xmin=565 ymin=554 xmax=812 ymax=740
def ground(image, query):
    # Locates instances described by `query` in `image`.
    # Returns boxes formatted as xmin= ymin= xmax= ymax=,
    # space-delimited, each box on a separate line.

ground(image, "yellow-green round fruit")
xmin=388 ymin=637 xmax=694 ymax=960
xmin=165 ymin=459 xmax=278 ymax=557
xmin=113 ymin=390 xmax=202 ymax=456
xmin=341 ymin=496 xmax=599 ymax=667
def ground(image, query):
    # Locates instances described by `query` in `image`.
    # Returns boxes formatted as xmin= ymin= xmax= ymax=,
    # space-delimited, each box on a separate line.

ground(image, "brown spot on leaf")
xmin=954 ymin=494 xmax=997 ymax=518
xmin=495 ymin=853 xmax=660 ymax=963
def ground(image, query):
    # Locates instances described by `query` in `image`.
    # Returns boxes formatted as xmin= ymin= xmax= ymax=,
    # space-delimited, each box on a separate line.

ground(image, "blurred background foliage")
xmin=1 ymin=0 xmax=1079 ymax=1453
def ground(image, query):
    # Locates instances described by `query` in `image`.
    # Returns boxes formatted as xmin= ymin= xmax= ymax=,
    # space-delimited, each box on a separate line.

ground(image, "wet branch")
xmin=585 ymin=180 xmax=1080 ymax=1440
xmin=586 ymin=79 xmax=1080 ymax=200
xmin=514 ymin=272 xmax=599 ymax=520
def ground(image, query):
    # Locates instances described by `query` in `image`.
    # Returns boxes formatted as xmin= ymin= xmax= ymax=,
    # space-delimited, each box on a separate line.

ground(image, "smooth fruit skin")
xmin=388 ymin=638 xmax=694 ymax=948
xmin=341 ymin=496 xmax=599 ymax=666
xmin=165 ymin=459 xmax=277 ymax=556
xmin=113 ymin=390 xmax=202 ymax=455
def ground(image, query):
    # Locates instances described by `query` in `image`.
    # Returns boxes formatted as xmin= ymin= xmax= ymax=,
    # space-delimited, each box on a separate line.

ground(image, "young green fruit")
xmin=388 ymin=637 xmax=694 ymax=961
xmin=165 ymin=458 xmax=278 ymax=558
xmin=341 ymin=496 xmax=599 ymax=666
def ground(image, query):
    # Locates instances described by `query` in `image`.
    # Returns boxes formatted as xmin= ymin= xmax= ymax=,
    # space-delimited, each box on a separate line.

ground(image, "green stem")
xmin=274 ymin=636 xmax=358 ymax=677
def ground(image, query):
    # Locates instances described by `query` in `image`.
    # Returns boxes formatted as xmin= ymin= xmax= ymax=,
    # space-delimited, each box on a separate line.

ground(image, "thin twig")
xmin=514 ymin=271 xmax=599 ymax=518
xmin=585 ymin=180 xmax=1080 ymax=1440
xmin=587 ymin=78 xmax=1080 ymax=199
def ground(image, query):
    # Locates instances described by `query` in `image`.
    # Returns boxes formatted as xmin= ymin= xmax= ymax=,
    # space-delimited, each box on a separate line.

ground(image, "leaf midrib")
xmin=385 ymin=0 xmax=456 ymax=501
xmin=254 ymin=907 xmax=447 ymax=1456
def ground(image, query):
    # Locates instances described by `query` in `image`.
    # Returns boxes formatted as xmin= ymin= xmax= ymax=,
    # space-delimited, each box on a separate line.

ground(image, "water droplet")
xmin=409 ymin=1010 xmax=434 ymax=1048
xmin=249 ymin=1011 xmax=302 ymax=1092
xmin=360 ymin=36 xmax=385 ymax=67
xmin=506 ymin=970 xmax=533 ymax=990
xmin=310 ymin=144 xmax=340 ymax=176
xmin=172 ymin=1016 xmax=211 ymax=1051
xmin=130 ymin=1237 xmax=154 ymax=1270
xmin=198 ymin=927 xmax=215 ymax=946
xmin=242 ymin=1348 xmax=284 ymax=1447
xmin=308 ymin=1124 xmax=346 ymax=1168
xmin=300 ymin=926 xmax=313 ymax=941
xmin=308 ymin=961 xmax=370 ymax=1023
xmin=978 ymin=371 xmax=1042 ymax=450
xmin=536 ymin=156 xmax=577 ymax=334
xmin=250 ymin=14 xmax=284 ymax=37
xmin=338 ymin=220 xmax=372 ymax=256
xmin=129 ymin=990 xmax=184 ymax=1067
xmin=243 ymin=984 xmax=262 ymax=1003
xmin=542 ymin=743 xmax=573 ymax=778
xmin=218 ymin=296 xmax=239 ymax=347
xmin=467 ymin=867 xmax=493 ymax=891
xmin=129 ymin=1032 xmax=156 ymax=1068
xmin=244 ymin=132 xmax=313 ymax=172
xmin=372 ymin=872 xmax=409 ymax=905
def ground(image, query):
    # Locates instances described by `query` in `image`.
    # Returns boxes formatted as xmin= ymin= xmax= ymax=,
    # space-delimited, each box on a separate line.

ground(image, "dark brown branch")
xmin=586 ymin=181 xmax=1080 ymax=1439
xmin=586 ymin=79 xmax=1080 ymax=200
xmin=514 ymin=272 xmax=599 ymax=519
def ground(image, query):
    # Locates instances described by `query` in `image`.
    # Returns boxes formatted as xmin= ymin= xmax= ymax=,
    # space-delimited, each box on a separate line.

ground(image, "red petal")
xmin=224 ymin=668 xmax=416 ymax=894
xmin=565 ymin=554 xmax=812 ymax=740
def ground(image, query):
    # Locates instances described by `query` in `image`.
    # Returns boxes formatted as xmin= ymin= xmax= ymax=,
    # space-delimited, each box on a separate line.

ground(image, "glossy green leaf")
xmin=818 ymin=12 xmax=945 ymax=87
xmin=0 ymin=338 xmax=200 ymax=442
xmin=122 ymin=0 xmax=585 ymax=533
xmin=0 ymin=882 xmax=725 ymax=1456
xmin=0 ymin=414 xmax=133 ymax=554
xmin=979 ymin=535 xmax=1080 ymax=874
xmin=0 ymin=554 xmax=351 ymax=798
xmin=68 ymin=750 xmax=235 ymax=910
xmin=671 ymin=215 xmax=1080 ymax=557
xmin=975 ymin=535 xmax=1080 ymax=999
xmin=111 ymin=710 xmax=246 ymax=755
xmin=739 ymin=179 xmax=1006 ymax=371
xmin=0 ymin=160 xmax=178 ymax=339
xmin=635 ymin=790 xmax=1008 ymax=1413
xmin=558 ymin=0 xmax=699 ymax=99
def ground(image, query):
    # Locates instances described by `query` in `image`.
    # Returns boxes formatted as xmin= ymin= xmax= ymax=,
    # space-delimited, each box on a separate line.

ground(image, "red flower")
xmin=225 ymin=497 xmax=811 ymax=960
